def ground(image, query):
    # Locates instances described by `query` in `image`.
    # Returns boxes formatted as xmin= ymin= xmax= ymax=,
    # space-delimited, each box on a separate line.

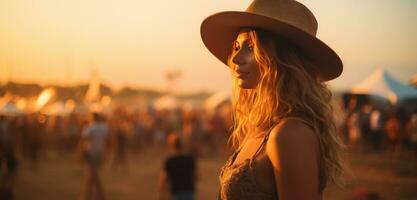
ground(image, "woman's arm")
xmin=266 ymin=119 xmax=321 ymax=200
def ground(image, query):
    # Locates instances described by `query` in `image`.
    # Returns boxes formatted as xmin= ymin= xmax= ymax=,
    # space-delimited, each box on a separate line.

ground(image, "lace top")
xmin=218 ymin=133 xmax=278 ymax=200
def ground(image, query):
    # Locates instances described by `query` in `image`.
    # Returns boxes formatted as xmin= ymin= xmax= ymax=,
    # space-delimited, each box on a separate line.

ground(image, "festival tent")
xmin=41 ymin=101 xmax=67 ymax=116
xmin=35 ymin=87 xmax=56 ymax=111
xmin=15 ymin=98 xmax=28 ymax=111
xmin=204 ymin=91 xmax=231 ymax=111
xmin=84 ymin=74 xmax=101 ymax=103
xmin=411 ymin=74 xmax=417 ymax=87
xmin=0 ymin=102 xmax=23 ymax=116
xmin=153 ymin=95 xmax=180 ymax=110
xmin=351 ymin=68 xmax=417 ymax=104
xmin=41 ymin=101 xmax=77 ymax=116
xmin=0 ymin=93 xmax=13 ymax=108
xmin=84 ymin=72 xmax=111 ymax=114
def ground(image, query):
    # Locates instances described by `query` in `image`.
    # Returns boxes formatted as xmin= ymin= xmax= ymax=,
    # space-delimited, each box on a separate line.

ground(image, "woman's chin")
xmin=237 ymin=80 xmax=256 ymax=89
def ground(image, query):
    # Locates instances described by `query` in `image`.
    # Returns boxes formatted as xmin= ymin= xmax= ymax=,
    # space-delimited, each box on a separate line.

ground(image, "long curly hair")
xmin=228 ymin=29 xmax=347 ymax=187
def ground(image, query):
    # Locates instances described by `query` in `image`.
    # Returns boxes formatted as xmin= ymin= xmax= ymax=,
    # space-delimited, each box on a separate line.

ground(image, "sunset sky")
xmin=1 ymin=0 xmax=416 ymax=93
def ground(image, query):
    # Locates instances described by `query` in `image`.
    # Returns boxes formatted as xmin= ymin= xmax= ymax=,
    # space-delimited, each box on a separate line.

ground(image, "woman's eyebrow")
xmin=235 ymin=38 xmax=252 ymax=47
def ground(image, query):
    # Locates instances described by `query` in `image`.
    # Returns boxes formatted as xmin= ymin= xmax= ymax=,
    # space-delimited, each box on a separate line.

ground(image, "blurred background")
xmin=1 ymin=0 xmax=417 ymax=200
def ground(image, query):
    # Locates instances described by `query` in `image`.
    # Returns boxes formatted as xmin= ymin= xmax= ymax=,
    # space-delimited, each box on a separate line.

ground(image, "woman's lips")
xmin=236 ymin=72 xmax=249 ymax=79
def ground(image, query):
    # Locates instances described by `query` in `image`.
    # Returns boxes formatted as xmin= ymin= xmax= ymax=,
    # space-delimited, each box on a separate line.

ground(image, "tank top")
xmin=218 ymin=130 xmax=277 ymax=200
xmin=218 ymin=117 xmax=322 ymax=200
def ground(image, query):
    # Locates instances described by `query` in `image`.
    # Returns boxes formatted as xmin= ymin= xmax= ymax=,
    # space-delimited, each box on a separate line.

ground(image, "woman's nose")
xmin=232 ymin=50 xmax=245 ymax=66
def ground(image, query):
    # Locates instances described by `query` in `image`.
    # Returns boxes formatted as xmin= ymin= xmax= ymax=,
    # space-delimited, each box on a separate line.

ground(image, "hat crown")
xmin=246 ymin=0 xmax=318 ymax=36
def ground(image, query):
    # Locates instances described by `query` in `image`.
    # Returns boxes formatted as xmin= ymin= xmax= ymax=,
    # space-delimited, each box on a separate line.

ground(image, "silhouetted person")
xmin=159 ymin=133 xmax=197 ymax=200
xmin=405 ymin=113 xmax=417 ymax=155
xmin=112 ymin=119 xmax=128 ymax=172
xmin=360 ymin=105 xmax=373 ymax=151
xmin=0 ymin=115 xmax=17 ymax=200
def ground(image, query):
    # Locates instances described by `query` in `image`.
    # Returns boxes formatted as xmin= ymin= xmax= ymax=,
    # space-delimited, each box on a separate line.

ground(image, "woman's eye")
xmin=247 ymin=43 xmax=254 ymax=51
xmin=233 ymin=44 xmax=240 ymax=52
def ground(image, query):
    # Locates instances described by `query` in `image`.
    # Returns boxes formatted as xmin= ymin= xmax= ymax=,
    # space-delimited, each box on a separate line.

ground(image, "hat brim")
xmin=200 ymin=11 xmax=343 ymax=81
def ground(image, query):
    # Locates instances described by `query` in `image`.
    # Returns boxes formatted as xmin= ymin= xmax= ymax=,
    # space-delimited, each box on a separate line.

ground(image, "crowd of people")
xmin=343 ymin=102 xmax=417 ymax=157
xmin=0 ymin=104 xmax=231 ymax=200
xmin=1 ymin=97 xmax=417 ymax=199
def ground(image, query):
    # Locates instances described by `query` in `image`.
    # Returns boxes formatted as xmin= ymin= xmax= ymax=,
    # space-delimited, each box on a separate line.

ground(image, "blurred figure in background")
xmin=111 ymin=118 xmax=129 ymax=172
xmin=159 ymin=133 xmax=197 ymax=200
xmin=54 ymin=116 xmax=67 ymax=155
xmin=207 ymin=110 xmax=227 ymax=155
xmin=369 ymin=108 xmax=384 ymax=151
xmin=354 ymin=187 xmax=381 ymax=200
xmin=79 ymin=113 xmax=110 ymax=200
xmin=360 ymin=104 xmax=373 ymax=152
xmin=22 ymin=114 xmax=43 ymax=169
xmin=67 ymin=113 xmax=81 ymax=154
xmin=347 ymin=112 xmax=361 ymax=147
xmin=385 ymin=113 xmax=400 ymax=158
xmin=405 ymin=113 xmax=417 ymax=156
xmin=132 ymin=113 xmax=145 ymax=153
xmin=0 ymin=115 xmax=17 ymax=200
xmin=182 ymin=110 xmax=201 ymax=157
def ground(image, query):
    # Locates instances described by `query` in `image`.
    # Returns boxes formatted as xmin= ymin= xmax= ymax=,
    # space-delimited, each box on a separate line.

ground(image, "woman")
xmin=200 ymin=0 xmax=347 ymax=199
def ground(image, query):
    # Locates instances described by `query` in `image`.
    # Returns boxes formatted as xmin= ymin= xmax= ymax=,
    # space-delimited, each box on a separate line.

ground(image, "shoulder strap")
xmin=252 ymin=136 xmax=268 ymax=159
xmin=229 ymin=149 xmax=241 ymax=165
xmin=252 ymin=124 xmax=275 ymax=159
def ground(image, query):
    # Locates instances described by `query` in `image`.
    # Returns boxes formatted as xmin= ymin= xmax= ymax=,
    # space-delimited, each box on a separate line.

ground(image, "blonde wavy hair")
xmin=228 ymin=29 xmax=347 ymax=187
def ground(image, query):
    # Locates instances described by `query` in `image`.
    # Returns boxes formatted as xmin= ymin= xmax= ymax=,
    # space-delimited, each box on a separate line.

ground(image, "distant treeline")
xmin=0 ymin=82 xmax=211 ymax=102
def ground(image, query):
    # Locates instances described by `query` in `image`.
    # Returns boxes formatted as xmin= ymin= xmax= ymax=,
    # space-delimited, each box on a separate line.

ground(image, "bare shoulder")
xmin=266 ymin=118 xmax=319 ymax=160
xmin=265 ymin=118 xmax=321 ymax=199
xmin=267 ymin=118 xmax=318 ymax=146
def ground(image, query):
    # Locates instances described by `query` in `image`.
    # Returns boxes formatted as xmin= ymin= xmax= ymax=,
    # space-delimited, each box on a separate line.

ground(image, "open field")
xmin=13 ymin=147 xmax=417 ymax=200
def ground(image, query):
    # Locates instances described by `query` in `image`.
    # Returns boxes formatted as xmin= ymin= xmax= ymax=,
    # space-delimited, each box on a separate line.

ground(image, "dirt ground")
xmin=12 ymin=146 xmax=417 ymax=200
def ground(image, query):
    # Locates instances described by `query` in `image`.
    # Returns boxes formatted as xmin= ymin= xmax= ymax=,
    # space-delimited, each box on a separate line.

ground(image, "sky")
xmin=0 ymin=0 xmax=416 ymax=93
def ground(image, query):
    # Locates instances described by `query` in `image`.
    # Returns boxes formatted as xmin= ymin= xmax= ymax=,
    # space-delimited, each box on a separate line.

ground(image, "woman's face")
xmin=231 ymin=30 xmax=261 ymax=89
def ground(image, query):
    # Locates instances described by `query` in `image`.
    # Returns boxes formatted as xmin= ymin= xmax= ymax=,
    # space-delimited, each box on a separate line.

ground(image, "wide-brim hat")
xmin=200 ymin=0 xmax=343 ymax=81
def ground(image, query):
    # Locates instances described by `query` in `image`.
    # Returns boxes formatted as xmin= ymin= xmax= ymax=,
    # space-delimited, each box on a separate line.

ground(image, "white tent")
xmin=84 ymin=74 xmax=101 ymax=103
xmin=153 ymin=95 xmax=180 ymax=110
xmin=0 ymin=102 xmax=24 ymax=116
xmin=0 ymin=93 xmax=13 ymax=108
xmin=41 ymin=101 xmax=77 ymax=116
xmin=351 ymin=68 xmax=417 ymax=104
xmin=41 ymin=101 xmax=68 ymax=116
xmin=204 ymin=91 xmax=231 ymax=111
xmin=35 ymin=87 xmax=56 ymax=111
